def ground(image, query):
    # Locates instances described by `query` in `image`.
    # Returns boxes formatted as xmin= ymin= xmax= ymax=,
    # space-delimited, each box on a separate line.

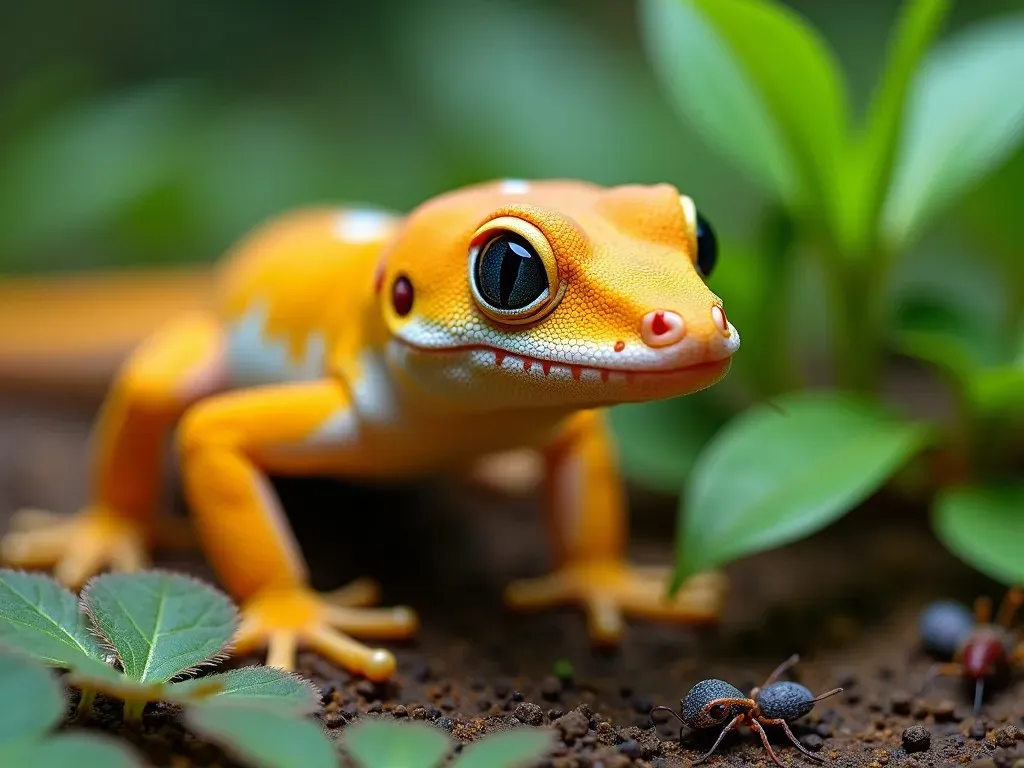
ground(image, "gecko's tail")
xmin=0 ymin=267 xmax=215 ymax=397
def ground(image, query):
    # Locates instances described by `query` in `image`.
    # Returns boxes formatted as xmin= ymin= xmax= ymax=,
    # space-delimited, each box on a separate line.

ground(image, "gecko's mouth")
xmin=392 ymin=338 xmax=732 ymax=385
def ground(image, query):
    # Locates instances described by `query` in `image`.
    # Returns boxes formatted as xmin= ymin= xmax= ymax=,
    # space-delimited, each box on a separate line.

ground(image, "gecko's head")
xmin=377 ymin=179 xmax=739 ymax=411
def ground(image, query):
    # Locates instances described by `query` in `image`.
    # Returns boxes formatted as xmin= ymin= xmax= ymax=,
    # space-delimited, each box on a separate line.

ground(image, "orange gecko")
xmin=0 ymin=179 xmax=739 ymax=681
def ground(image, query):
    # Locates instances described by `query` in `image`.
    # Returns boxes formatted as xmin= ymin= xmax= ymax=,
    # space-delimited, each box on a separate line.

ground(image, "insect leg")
xmin=749 ymin=719 xmax=786 ymax=768
xmin=692 ymin=714 xmax=744 ymax=765
xmin=760 ymin=717 xmax=826 ymax=762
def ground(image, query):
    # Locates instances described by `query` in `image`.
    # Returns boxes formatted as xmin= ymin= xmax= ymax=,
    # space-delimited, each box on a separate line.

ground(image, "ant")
xmin=651 ymin=654 xmax=843 ymax=767
xmin=918 ymin=587 xmax=1024 ymax=713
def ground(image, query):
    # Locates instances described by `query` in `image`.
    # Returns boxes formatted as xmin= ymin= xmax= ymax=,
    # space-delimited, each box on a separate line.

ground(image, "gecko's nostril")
xmin=641 ymin=310 xmax=686 ymax=348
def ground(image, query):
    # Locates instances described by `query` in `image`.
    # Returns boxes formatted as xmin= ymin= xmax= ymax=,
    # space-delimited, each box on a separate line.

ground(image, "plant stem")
xmin=123 ymin=699 xmax=147 ymax=723
xmin=76 ymin=688 xmax=96 ymax=718
xmin=753 ymin=207 xmax=800 ymax=396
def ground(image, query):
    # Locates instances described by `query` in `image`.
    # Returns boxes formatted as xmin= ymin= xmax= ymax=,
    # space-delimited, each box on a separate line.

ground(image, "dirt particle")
xmin=967 ymin=760 xmax=996 ymax=768
xmin=323 ymin=711 xmax=345 ymax=728
xmin=801 ymin=734 xmax=825 ymax=751
xmin=540 ymin=676 xmax=562 ymax=701
xmin=554 ymin=711 xmax=590 ymax=743
xmin=548 ymin=708 xmax=564 ymax=720
xmin=902 ymin=725 xmax=932 ymax=753
xmin=993 ymin=725 xmax=1019 ymax=747
xmin=514 ymin=702 xmax=544 ymax=726
xmin=618 ymin=738 xmax=641 ymax=759
xmin=890 ymin=692 xmax=912 ymax=716
xmin=969 ymin=720 xmax=988 ymax=740
xmin=930 ymin=699 xmax=959 ymax=722
xmin=411 ymin=706 xmax=427 ymax=720
xmin=436 ymin=717 xmax=455 ymax=733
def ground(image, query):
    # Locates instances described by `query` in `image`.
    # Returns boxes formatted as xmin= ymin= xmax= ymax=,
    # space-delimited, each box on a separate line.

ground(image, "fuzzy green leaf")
xmin=840 ymin=0 xmax=951 ymax=252
xmin=640 ymin=0 xmax=849 ymax=225
xmin=169 ymin=666 xmax=321 ymax=713
xmin=934 ymin=484 xmax=1024 ymax=586
xmin=0 ymin=648 xmax=64 ymax=743
xmin=82 ymin=571 xmax=238 ymax=684
xmin=184 ymin=700 xmax=337 ymax=768
xmin=451 ymin=729 xmax=555 ymax=768
xmin=344 ymin=719 xmax=451 ymax=768
xmin=0 ymin=570 xmax=107 ymax=669
xmin=883 ymin=13 xmax=1024 ymax=248
xmin=673 ymin=392 xmax=929 ymax=588
xmin=0 ymin=734 xmax=142 ymax=768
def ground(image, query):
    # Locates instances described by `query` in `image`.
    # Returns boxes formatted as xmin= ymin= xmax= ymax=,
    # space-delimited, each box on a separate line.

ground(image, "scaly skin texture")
xmin=0 ymin=179 xmax=740 ymax=680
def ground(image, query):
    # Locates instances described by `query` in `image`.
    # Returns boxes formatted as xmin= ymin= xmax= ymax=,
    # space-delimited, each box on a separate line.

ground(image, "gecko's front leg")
xmin=504 ymin=409 xmax=727 ymax=643
xmin=178 ymin=380 xmax=415 ymax=680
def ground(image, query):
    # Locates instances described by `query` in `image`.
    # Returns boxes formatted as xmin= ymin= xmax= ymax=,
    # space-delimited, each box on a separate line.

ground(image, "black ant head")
xmin=681 ymin=679 xmax=751 ymax=729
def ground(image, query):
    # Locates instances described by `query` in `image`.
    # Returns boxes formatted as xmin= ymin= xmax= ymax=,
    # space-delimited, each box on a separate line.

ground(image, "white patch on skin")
xmin=350 ymin=350 xmax=403 ymax=425
xmin=333 ymin=209 xmax=395 ymax=244
xmin=306 ymin=408 xmax=360 ymax=446
xmin=499 ymin=179 xmax=530 ymax=194
xmin=226 ymin=303 xmax=326 ymax=388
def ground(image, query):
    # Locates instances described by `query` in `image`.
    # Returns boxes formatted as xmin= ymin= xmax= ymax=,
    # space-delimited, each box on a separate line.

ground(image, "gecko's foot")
xmin=0 ymin=506 xmax=157 ymax=588
xmin=233 ymin=579 xmax=418 ymax=682
xmin=504 ymin=561 xmax=728 ymax=644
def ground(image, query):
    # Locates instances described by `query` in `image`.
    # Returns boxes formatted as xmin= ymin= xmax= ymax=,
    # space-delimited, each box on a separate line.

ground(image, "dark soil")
xmin=1 ymin=395 xmax=1022 ymax=768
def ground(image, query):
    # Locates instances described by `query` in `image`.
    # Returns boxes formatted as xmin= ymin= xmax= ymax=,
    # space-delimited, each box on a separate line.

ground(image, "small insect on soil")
xmin=918 ymin=587 xmax=1024 ymax=713
xmin=650 ymin=654 xmax=843 ymax=767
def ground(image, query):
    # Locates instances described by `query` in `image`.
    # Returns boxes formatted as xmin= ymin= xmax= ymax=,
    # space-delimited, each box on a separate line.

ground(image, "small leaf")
xmin=674 ymin=392 xmax=929 ymax=586
xmin=840 ymin=0 xmax=951 ymax=252
xmin=640 ymin=0 xmax=849 ymax=225
xmin=934 ymin=484 xmax=1024 ymax=586
xmin=184 ymin=700 xmax=337 ymax=768
xmin=169 ymin=666 xmax=320 ymax=714
xmin=344 ymin=719 xmax=451 ymax=768
xmin=0 ymin=570 xmax=107 ymax=668
xmin=0 ymin=734 xmax=143 ymax=768
xmin=82 ymin=570 xmax=237 ymax=684
xmin=0 ymin=648 xmax=65 ymax=743
xmin=883 ymin=13 xmax=1024 ymax=248
xmin=451 ymin=729 xmax=555 ymax=768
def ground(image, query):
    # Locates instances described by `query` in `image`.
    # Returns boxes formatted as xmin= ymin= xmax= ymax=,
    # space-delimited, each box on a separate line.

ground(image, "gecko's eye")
xmin=695 ymin=212 xmax=717 ymax=278
xmin=475 ymin=233 xmax=547 ymax=311
xmin=468 ymin=216 xmax=563 ymax=325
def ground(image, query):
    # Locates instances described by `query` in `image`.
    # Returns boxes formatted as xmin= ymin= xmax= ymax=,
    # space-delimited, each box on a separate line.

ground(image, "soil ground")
xmin=1 ymin=395 xmax=1021 ymax=768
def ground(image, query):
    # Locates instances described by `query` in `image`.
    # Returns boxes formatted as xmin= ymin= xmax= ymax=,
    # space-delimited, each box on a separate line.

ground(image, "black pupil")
xmin=475 ymin=233 xmax=548 ymax=310
xmin=696 ymin=212 xmax=717 ymax=278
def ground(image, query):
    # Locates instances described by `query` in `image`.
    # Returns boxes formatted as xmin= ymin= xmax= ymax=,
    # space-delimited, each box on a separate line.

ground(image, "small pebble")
xmin=816 ymin=723 xmax=834 ymax=738
xmin=514 ymin=702 xmax=544 ymax=726
xmin=801 ymin=734 xmax=824 ymax=751
xmin=930 ymin=700 xmax=959 ymax=722
xmin=323 ymin=711 xmax=345 ymax=728
xmin=554 ymin=711 xmax=590 ymax=742
xmin=890 ymin=693 xmax=912 ymax=716
xmin=548 ymin=708 xmax=564 ymax=720
xmin=392 ymin=705 xmax=408 ymax=718
xmin=994 ymin=725 xmax=1019 ymax=748
xmin=902 ymin=725 xmax=931 ymax=753
xmin=540 ymin=676 xmax=562 ymax=701
xmin=618 ymin=739 xmax=641 ymax=759
xmin=411 ymin=707 xmax=427 ymax=720
xmin=436 ymin=716 xmax=455 ymax=733
xmin=367 ymin=701 xmax=382 ymax=714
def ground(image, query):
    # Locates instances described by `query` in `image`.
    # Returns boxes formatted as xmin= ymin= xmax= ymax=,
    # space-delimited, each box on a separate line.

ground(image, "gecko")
xmin=0 ymin=179 xmax=740 ymax=681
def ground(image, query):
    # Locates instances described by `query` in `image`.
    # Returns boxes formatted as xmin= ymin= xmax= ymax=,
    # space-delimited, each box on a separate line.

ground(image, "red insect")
xmin=918 ymin=588 xmax=1024 ymax=712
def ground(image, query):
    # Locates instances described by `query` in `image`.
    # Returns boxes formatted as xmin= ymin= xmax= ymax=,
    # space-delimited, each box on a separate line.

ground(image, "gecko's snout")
xmin=640 ymin=306 xmax=733 ymax=350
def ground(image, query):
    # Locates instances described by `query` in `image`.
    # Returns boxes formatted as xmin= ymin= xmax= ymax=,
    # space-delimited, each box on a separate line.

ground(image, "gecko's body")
xmin=0 ymin=179 xmax=739 ymax=680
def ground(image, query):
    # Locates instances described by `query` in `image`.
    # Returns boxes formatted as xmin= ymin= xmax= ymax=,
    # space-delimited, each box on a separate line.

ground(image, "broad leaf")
xmin=883 ymin=14 xmax=1024 ymax=248
xmin=609 ymin=396 xmax=723 ymax=494
xmin=452 ymin=729 xmax=554 ymax=768
xmin=344 ymin=719 xmax=451 ymax=768
xmin=169 ymin=666 xmax=320 ymax=714
xmin=82 ymin=571 xmax=237 ymax=684
xmin=0 ymin=648 xmax=64 ymax=743
xmin=0 ymin=734 xmax=142 ymax=768
xmin=0 ymin=570 xmax=107 ymax=669
xmin=184 ymin=700 xmax=337 ymax=768
xmin=640 ymin=0 xmax=849 ymax=226
xmin=934 ymin=485 xmax=1024 ymax=586
xmin=674 ymin=392 xmax=929 ymax=586
xmin=840 ymin=0 xmax=951 ymax=253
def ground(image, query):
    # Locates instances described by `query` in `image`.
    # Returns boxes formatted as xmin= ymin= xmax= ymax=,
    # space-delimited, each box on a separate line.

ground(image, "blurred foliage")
xmin=1 ymin=1 xmax=1022 ymax=585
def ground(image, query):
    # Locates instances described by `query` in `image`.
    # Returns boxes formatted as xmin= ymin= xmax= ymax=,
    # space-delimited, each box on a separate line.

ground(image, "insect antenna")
xmin=811 ymin=687 xmax=844 ymax=704
xmin=650 ymin=705 xmax=686 ymax=726
xmin=973 ymin=678 xmax=985 ymax=715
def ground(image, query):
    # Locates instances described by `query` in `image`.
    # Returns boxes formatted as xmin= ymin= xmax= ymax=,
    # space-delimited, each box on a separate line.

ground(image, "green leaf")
xmin=344 ymin=719 xmax=451 ymax=768
xmin=82 ymin=571 xmax=237 ymax=684
xmin=169 ymin=666 xmax=321 ymax=714
xmin=0 ymin=570 xmax=107 ymax=669
xmin=609 ymin=396 xmax=723 ymax=494
xmin=840 ymin=0 xmax=951 ymax=253
xmin=674 ymin=392 xmax=929 ymax=587
xmin=969 ymin=365 xmax=1024 ymax=418
xmin=882 ymin=13 xmax=1024 ymax=248
xmin=0 ymin=648 xmax=64 ymax=743
xmin=0 ymin=734 xmax=142 ymax=768
xmin=451 ymin=730 xmax=554 ymax=768
xmin=184 ymin=700 xmax=337 ymax=768
xmin=934 ymin=484 xmax=1024 ymax=585
xmin=639 ymin=0 xmax=849 ymax=225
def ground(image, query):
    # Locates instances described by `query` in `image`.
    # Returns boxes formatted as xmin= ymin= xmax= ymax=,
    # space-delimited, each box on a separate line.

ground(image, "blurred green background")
xmin=1 ymin=0 xmax=1020 ymax=280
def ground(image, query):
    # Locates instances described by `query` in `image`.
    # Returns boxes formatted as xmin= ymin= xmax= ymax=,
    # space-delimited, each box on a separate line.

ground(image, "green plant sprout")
xmin=618 ymin=0 xmax=1024 ymax=593
xmin=0 ymin=646 xmax=141 ymax=767
xmin=342 ymin=718 xmax=554 ymax=768
xmin=0 ymin=568 xmax=339 ymax=768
